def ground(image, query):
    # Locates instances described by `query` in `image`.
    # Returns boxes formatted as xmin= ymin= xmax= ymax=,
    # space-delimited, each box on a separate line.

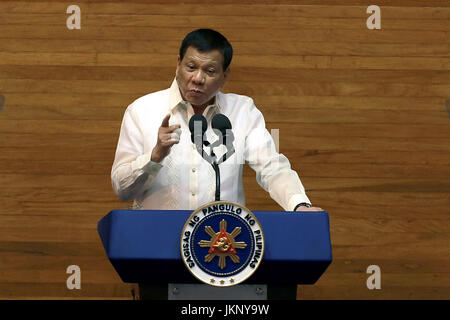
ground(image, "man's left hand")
xmin=295 ymin=206 xmax=323 ymax=212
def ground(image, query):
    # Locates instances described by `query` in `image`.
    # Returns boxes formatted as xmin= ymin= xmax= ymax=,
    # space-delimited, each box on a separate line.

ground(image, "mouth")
xmin=189 ymin=89 xmax=204 ymax=95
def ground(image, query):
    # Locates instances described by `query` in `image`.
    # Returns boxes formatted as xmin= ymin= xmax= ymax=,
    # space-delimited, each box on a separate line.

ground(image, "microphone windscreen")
xmin=189 ymin=114 xmax=207 ymax=134
xmin=212 ymin=114 xmax=232 ymax=132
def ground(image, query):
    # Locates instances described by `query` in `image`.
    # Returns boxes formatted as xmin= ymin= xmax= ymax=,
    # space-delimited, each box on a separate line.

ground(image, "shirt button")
xmin=192 ymin=168 xmax=196 ymax=172
xmin=191 ymin=193 xmax=195 ymax=197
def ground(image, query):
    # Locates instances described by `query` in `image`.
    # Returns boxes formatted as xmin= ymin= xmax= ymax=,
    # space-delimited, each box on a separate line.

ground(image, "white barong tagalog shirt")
xmin=111 ymin=79 xmax=311 ymax=211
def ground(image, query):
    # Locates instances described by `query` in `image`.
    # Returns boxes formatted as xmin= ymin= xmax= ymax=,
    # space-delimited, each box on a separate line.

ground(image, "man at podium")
xmin=111 ymin=28 xmax=322 ymax=213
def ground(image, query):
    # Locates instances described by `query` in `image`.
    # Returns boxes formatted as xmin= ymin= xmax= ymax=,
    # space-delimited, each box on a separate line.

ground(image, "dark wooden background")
xmin=0 ymin=0 xmax=449 ymax=299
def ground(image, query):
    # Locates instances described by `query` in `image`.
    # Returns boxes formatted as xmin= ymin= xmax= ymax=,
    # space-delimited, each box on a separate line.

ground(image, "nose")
xmin=192 ymin=70 xmax=205 ymax=85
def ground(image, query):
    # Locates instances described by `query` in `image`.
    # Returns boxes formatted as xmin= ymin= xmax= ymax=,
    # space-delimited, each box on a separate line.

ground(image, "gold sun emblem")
xmin=197 ymin=219 xmax=247 ymax=269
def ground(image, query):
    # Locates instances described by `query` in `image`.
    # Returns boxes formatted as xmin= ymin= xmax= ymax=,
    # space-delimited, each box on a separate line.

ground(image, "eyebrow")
xmin=185 ymin=57 xmax=220 ymax=66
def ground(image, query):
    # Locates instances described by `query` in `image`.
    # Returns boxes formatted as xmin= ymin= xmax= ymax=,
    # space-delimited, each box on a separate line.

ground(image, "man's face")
xmin=176 ymin=46 xmax=229 ymax=109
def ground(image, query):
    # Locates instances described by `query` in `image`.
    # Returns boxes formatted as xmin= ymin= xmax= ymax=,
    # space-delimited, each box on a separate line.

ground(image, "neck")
xmin=193 ymin=106 xmax=207 ymax=115
xmin=192 ymin=97 xmax=215 ymax=115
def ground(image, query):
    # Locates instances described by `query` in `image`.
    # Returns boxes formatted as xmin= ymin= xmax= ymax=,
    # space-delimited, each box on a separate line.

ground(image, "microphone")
xmin=211 ymin=114 xmax=235 ymax=164
xmin=189 ymin=114 xmax=215 ymax=163
xmin=189 ymin=114 xmax=207 ymax=145
xmin=189 ymin=113 xmax=220 ymax=200
xmin=212 ymin=114 xmax=234 ymax=146
xmin=212 ymin=114 xmax=231 ymax=132
xmin=188 ymin=113 xmax=235 ymax=201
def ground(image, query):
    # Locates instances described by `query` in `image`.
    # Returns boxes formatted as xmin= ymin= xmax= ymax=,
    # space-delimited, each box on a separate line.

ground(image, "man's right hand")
xmin=151 ymin=113 xmax=181 ymax=163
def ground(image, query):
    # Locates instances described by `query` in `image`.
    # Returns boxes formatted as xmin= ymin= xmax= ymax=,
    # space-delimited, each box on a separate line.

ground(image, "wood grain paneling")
xmin=0 ymin=0 xmax=449 ymax=300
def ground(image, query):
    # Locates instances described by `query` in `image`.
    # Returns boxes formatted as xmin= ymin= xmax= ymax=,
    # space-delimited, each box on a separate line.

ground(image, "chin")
xmin=187 ymin=97 xmax=207 ymax=107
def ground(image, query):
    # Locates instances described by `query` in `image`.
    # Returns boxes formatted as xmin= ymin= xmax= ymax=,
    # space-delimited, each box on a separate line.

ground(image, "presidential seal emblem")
xmin=180 ymin=201 xmax=265 ymax=287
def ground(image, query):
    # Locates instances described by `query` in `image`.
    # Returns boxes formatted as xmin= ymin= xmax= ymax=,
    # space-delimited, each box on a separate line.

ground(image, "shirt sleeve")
xmin=111 ymin=105 xmax=163 ymax=202
xmin=243 ymin=98 xmax=311 ymax=211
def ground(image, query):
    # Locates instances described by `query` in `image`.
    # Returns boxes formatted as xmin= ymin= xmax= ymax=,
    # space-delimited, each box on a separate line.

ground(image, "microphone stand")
xmin=210 ymin=143 xmax=235 ymax=202
xmin=208 ymin=147 xmax=220 ymax=201
xmin=197 ymin=139 xmax=221 ymax=201
xmin=212 ymin=162 xmax=221 ymax=201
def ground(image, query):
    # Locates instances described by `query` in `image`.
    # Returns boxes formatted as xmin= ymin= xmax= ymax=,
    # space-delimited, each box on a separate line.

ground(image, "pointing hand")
xmin=151 ymin=113 xmax=181 ymax=163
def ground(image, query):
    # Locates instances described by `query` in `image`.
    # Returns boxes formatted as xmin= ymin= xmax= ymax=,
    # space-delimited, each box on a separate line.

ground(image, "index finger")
xmin=161 ymin=113 xmax=170 ymax=127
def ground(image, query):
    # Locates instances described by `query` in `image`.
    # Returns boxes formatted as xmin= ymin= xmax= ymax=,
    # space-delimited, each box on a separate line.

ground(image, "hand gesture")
xmin=151 ymin=114 xmax=181 ymax=163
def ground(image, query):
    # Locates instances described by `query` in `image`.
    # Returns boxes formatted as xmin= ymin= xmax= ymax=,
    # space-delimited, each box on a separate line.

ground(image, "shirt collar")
xmin=168 ymin=78 xmax=222 ymax=114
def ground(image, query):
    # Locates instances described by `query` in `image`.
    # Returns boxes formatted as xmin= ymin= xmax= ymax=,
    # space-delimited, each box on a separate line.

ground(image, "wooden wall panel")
xmin=0 ymin=0 xmax=448 ymax=300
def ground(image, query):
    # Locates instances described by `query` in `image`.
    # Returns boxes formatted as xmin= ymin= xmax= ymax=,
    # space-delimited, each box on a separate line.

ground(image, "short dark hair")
xmin=179 ymin=29 xmax=233 ymax=71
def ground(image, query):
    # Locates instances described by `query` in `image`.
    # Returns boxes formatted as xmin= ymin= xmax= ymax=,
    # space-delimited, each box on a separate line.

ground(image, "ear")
xmin=175 ymin=55 xmax=181 ymax=76
xmin=223 ymin=67 xmax=231 ymax=80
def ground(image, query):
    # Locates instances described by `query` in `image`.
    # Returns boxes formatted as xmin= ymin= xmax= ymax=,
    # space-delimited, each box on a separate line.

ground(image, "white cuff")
xmin=287 ymin=194 xmax=311 ymax=212
xmin=131 ymin=152 xmax=163 ymax=176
